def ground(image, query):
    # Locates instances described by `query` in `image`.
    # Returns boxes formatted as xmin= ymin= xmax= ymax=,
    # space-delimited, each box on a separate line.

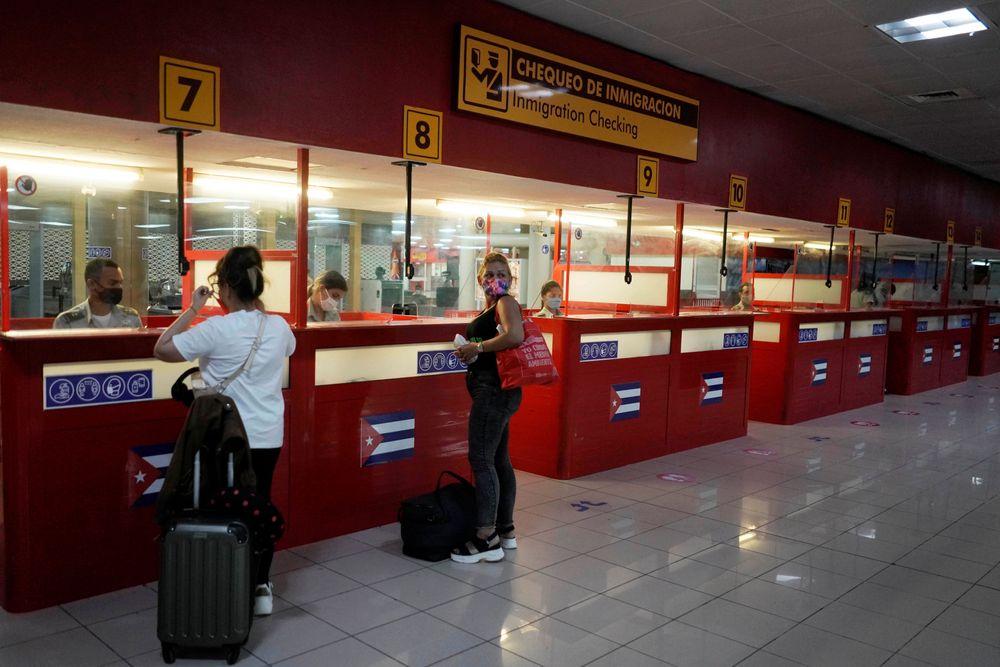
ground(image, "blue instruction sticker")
xmin=872 ymin=323 xmax=887 ymax=336
xmin=416 ymin=350 xmax=467 ymax=375
xmin=722 ymin=332 xmax=749 ymax=349
xmin=86 ymin=246 xmax=112 ymax=259
xmin=989 ymin=313 xmax=999 ymax=325
xmin=45 ymin=370 xmax=152 ymax=410
xmin=580 ymin=340 xmax=619 ymax=362
xmin=798 ymin=327 xmax=819 ymax=343
xmin=916 ymin=321 xmax=928 ymax=332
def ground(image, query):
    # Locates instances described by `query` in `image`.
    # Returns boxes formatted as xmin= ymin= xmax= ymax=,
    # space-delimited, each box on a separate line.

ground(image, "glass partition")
xmin=747 ymin=227 xmax=851 ymax=311
xmin=560 ymin=214 xmax=675 ymax=314
xmin=949 ymin=248 xmax=999 ymax=305
xmin=3 ymin=155 xmax=178 ymax=327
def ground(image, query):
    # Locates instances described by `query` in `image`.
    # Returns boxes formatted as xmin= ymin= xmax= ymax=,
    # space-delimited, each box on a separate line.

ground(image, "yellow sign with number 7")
xmin=159 ymin=56 xmax=220 ymax=131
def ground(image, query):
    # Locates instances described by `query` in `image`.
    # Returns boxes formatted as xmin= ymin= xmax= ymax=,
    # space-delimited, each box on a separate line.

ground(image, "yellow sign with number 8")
xmin=402 ymin=106 xmax=443 ymax=163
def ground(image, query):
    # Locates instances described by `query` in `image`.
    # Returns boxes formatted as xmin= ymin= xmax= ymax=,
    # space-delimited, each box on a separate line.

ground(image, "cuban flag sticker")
xmin=811 ymin=359 xmax=827 ymax=385
xmin=610 ymin=382 xmax=641 ymax=422
xmin=126 ymin=443 xmax=173 ymax=508
xmin=361 ymin=410 xmax=415 ymax=467
xmin=953 ymin=343 xmax=962 ymax=359
xmin=923 ymin=346 xmax=933 ymax=364
xmin=859 ymin=354 xmax=872 ymax=377
xmin=701 ymin=372 xmax=724 ymax=405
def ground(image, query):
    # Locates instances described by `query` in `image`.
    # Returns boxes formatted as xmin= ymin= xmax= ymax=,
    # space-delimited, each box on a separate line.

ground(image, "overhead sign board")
xmin=159 ymin=56 xmax=220 ymax=131
xmin=456 ymin=25 xmax=699 ymax=160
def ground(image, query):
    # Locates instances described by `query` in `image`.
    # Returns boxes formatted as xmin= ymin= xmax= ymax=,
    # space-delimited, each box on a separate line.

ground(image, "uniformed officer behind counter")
xmin=53 ymin=258 xmax=142 ymax=329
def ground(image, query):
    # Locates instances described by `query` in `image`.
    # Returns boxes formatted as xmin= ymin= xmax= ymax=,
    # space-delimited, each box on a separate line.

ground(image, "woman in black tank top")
xmin=452 ymin=252 xmax=525 ymax=563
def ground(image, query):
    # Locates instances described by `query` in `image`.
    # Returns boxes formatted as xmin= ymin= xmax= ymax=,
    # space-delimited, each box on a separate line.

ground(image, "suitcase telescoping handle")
xmin=193 ymin=451 xmax=201 ymax=510
xmin=191 ymin=451 xmax=235 ymax=510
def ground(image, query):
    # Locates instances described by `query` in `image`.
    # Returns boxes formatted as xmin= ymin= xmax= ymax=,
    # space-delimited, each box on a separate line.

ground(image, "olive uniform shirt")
xmin=53 ymin=300 xmax=142 ymax=329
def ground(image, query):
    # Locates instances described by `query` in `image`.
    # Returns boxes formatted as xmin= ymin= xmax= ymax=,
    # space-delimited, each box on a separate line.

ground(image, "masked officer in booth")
xmin=53 ymin=258 xmax=142 ymax=329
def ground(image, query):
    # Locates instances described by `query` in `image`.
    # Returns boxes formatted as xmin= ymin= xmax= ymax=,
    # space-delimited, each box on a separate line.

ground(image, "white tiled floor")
xmin=3 ymin=378 xmax=1000 ymax=665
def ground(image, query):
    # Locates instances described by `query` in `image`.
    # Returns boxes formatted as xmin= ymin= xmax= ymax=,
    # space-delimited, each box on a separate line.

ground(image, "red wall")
xmin=1 ymin=0 xmax=998 ymax=245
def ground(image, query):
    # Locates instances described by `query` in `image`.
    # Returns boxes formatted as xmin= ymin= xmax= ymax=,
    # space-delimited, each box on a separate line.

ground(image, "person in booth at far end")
xmin=307 ymin=270 xmax=348 ymax=323
xmin=153 ymin=246 xmax=296 ymax=616
xmin=453 ymin=251 xmax=524 ymax=564
xmin=53 ymin=258 xmax=142 ymax=329
xmin=534 ymin=280 xmax=563 ymax=318
xmin=731 ymin=282 xmax=753 ymax=311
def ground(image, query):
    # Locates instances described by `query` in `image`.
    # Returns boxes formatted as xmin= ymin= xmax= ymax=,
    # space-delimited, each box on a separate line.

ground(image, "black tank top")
xmin=465 ymin=296 xmax=513 ymax=377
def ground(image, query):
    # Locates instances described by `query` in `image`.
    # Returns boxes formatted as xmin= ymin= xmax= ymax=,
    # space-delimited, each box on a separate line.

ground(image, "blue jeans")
xmin=466 ymin=373 xmax=522 ymax=529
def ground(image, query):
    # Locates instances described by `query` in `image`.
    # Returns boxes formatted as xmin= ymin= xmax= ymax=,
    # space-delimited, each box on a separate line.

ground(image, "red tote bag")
xmin=495 ymin=316 xmax=559 ymax=389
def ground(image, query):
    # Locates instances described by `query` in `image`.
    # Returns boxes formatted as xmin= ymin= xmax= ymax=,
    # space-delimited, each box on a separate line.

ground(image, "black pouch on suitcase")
xmin=158 ymin=452 xmax=253 ymax=665
xmin=398 ymin=471 xmax=477 ymax=562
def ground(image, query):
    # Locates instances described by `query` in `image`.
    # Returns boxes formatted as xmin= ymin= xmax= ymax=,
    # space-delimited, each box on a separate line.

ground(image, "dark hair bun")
xmin=211 ymin=246 xmax=265 ymax=303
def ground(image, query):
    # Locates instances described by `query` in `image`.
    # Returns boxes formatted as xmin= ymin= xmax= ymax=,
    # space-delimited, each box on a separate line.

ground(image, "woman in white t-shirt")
xmin=154 ymin=245 xmax=295 ymax=617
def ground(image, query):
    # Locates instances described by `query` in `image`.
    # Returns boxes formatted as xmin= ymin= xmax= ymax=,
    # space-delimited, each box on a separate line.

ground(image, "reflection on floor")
xmin=2 ymin=378 xmax=1000 ymax=666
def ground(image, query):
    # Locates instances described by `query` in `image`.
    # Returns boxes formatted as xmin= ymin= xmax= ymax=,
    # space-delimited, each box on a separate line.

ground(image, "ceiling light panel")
xmin=877 ymin=8 xmax=988 ymax=43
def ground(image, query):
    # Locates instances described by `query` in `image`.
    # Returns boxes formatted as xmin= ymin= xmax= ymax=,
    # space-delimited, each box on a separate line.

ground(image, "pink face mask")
xmin=482 ymin=277 xmax=509 ymax=298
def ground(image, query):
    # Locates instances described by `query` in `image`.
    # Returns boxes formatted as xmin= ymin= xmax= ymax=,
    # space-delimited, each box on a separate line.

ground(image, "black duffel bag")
xmin=398 ymin=471 xmax=477 ymax=562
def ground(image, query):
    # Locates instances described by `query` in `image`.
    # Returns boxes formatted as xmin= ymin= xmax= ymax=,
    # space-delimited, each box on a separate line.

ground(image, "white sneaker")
xmin=254 ymin=583 xmax=274 ymax=616
xmin=500 ymin=535 xmax=517 ymax=550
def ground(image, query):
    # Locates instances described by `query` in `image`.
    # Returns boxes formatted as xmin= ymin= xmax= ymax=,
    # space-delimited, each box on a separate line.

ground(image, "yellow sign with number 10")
xmin=729 ymin=175 xmax=748 ymax=211
xmin=159 ymin=56 xmax=220 ymax=131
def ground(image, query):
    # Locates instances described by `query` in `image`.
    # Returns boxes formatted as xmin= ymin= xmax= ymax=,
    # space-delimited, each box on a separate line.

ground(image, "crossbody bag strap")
xmin=214 ymin=313 xmax=268 ymax=394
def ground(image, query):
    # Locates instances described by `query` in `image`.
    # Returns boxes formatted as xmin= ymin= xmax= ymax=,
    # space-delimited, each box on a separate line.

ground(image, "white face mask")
xmin=545 ymin=297 xmax=562 ymax=311
xmin=320 ymin=295 xmax=340 ymax=312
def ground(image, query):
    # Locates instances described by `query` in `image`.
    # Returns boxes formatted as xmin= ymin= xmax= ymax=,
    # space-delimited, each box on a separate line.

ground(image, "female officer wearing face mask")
xmin=534 ymin=280 xmax=563 ymax=318
xmin=307 ymin=271 xmax=348 ymax=323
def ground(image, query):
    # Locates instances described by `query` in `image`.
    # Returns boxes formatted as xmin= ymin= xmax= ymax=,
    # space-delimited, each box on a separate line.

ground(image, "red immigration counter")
xmin=885 ymin=306 xmax=976 ymax=395
xmin=748 ymin=309 xmax=892 ymax=424
xmin=509 ymin=311 xmax=753 ymax=479
xmin=970 ymin=306 xmax=1000 ymax=377
xmin=0 ymin=315 xmax=472 ymax=612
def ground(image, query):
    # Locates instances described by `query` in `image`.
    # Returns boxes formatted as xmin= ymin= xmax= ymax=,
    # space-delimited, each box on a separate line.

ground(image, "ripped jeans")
xmin=466 ymin=372 xmax=522 ymax=529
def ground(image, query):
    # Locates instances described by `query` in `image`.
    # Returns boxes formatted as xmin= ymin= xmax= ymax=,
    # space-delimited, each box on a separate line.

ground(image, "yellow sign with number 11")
xmin=837 ymin=198 xmax=851 ymax=227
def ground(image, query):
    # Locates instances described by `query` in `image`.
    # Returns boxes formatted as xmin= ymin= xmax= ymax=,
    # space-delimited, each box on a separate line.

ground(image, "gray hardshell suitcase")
xmin=158 ymin=453 xmax=253 ymax=665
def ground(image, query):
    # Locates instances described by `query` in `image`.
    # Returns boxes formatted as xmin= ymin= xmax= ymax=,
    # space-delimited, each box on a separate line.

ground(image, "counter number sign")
xmin=159 ymin=56 xmax=220 ymax=131
xmin=729 ymin=174 xmax=747 ymax=211
xmin=883 ymin=208 xmax=895 ymax=234
xmin=947 ymin=220 xmax=956 ymax=245
xmin=975 ymin=226 xmax=983 ymax=247
xmin=403 ymin=106 xmax=442 ymax=163
xmin=637 ymin=156 xmax=659 ymax=197
xmin=837 ymin=198 xmax=851 ymax=227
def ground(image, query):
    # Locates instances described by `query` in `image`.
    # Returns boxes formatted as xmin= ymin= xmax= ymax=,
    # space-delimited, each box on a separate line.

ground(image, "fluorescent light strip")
xmin=549 ymin=212 xmax=617 ymax=228
xmin=194 ymin=176 xmax=333 ymax=201
xmin=0 ymin=156 xmax=141 ymax=184
xmin=684 ymin=228 xmax=722 ymax=242
xmin=436 ymin=199 xmax=525 ymax=218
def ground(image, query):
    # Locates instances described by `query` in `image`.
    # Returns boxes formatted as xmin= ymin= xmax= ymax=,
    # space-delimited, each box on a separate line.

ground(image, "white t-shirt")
xmin=173 ymin=310 xmax=296 ymax=449
xmin=91 ymin=312 xmax=113 ymax=327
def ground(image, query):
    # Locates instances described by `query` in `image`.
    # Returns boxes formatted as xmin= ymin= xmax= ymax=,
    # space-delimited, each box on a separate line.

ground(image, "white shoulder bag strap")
xmin=212 ymin=313 xmax=268 ymax=395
